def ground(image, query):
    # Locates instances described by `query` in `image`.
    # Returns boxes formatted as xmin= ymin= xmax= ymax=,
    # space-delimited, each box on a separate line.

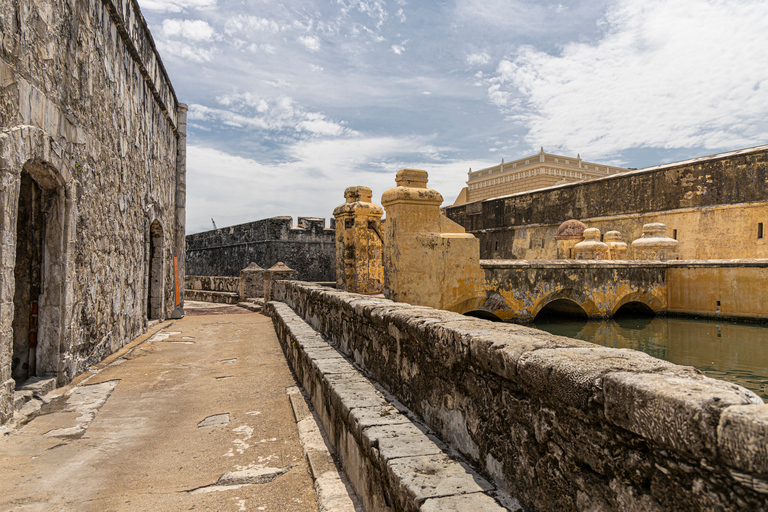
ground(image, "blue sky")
xmin=136 ymin=0 xmax=768 ymax=234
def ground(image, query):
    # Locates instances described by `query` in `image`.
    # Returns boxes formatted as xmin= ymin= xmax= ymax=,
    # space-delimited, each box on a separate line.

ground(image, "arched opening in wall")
xmin=464 ymin=310 xmax=503 ymax=322
xmin=614 ymin=301 xmax=656 ymax=318
xmin=11 ymin=163 xmax=66 ymax=383
xmin=534 ymin=299 xmax=588 ymax=320
xmin=147 ymin=221 xmax=165 ymax=320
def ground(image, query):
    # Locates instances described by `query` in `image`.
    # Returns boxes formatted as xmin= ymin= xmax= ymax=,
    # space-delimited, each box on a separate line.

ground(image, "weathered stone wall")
xmin=185 ymin=216 xmax=335 ymax=281
xmin=273 ymin=281 xmax=768 ymax=512
xmin=444 ymin=147 xmax=768 ymax=260
xmin=481 ymin=259 xmax=768 ymax=322
xmin=0 ymin=0 xmax=184 ymax=422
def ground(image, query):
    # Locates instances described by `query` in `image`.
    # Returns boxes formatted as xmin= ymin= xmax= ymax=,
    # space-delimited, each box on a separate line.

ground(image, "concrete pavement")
xmin=0 ymin=303 xmax=323 ymax=511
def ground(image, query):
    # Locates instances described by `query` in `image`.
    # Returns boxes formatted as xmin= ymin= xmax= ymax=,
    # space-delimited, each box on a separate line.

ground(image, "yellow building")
xmin=454 ymin=148 xmax=629 ymax=204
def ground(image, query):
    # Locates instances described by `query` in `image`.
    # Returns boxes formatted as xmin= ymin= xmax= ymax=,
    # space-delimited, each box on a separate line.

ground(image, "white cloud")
xmin=466 ymin=51 xmax=490 ymax=66
xmin=156 ymin=39 xmax=215 ymax=62
xmin=189 ymin=95 xmax=353 ymax=138
xmin=310 ymin=64 xmax=324 ymax=72
xmin=138 ymin=0 xmax=216 ymax=13
xmin=391 ymin=44 xmax=405 ymax=55
xmin=162 ymin=19 xmax=215 ymax=41
xmin=488 ymin=0 xmax=768 ymax=157
xmin=185 ymin=137 xmax=485 ymax=234
xmin=396 ymin=8 xmax=406 ymax=22
xmin=299 ymin=36 xmax=321 ymax=51
xmin=224 ymin=16 xmax=283 ymax=35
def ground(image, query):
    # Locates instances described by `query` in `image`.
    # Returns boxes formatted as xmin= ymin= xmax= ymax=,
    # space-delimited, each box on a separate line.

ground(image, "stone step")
xmin=13 ymin=377 xmax=57 ymax=411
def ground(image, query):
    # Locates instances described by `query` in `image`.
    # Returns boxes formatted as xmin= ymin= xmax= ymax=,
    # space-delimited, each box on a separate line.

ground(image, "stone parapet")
xmin=271 ymin=280 xmax=768 ymax=511
xmin=267 ymin=299 xmax=508 ymax=512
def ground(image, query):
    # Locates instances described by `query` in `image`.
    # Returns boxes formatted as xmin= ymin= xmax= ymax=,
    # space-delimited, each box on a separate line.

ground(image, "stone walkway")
xmin=0 ymin=304 xmax=322 ymax=511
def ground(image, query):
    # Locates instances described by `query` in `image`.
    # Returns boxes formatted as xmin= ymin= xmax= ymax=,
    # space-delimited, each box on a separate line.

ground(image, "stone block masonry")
xmin=272 ymin=280 xmax=768 ymax=511
xmin=185 ymin=216 xmax=335 ymax=282
xmin=267 ymin=300 xmax=511 ymax=511
xmin=0 ymin=0 xmax=185 ymax=422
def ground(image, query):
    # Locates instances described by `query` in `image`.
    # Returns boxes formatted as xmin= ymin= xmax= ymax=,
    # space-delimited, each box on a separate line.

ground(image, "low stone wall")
xmin=272 ymin=281 xmax=768 ymax=512
xmin=184 ymin=275 xmax=239 ymax=304
xmin=267 ymin=300 xmax=509 ymax=511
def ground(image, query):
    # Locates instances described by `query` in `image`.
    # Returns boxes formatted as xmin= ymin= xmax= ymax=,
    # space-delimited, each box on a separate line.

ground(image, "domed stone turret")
xmin=631 ymin=223 xmax=679 ymax=260
xmin=555 ymin=219 xmax=587 ymax=259
xmin=604 ymin=231 xmax=628 ymax=260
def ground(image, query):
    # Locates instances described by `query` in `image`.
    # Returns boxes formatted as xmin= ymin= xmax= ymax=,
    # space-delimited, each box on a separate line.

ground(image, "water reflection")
xmin=534 ymin=314 xmax=768 ymax=400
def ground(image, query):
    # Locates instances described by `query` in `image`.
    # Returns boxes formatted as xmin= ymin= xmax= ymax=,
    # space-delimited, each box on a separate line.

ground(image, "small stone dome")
xmin=556 ymin=219 xmax=587 ymax=239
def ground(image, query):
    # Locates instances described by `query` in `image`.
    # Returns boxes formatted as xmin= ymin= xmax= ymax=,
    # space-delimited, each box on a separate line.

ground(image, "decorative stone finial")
xmin=344 ymin=186 xmax=373 ymax=203
xmin=631 ymin=223 xmax=679 ymax=260
xmin=604 ymin=231 xmax=628 ymax=260
xmin=395 ymin=168 xmax=428 ymax=188
xmin=573 ymin=228 xmax=609 ymax=260
xmin=555 ymin=219 xmax=587 ymax=259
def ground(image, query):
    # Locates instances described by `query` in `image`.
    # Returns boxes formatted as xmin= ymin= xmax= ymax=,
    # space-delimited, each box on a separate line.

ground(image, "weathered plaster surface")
xmin=273 ymin=280 xmax=768 ymax=511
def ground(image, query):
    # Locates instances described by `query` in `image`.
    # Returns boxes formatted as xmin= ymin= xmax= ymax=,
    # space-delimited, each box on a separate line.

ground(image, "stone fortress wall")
xmin=0 ymin=0 xmax=186 ymax=422
xmin=444 ymin=146 xmax=768 ymax=261
xmin=272 ymin=280 xmax=768 ymax=512
xmin=185 ymin=216 xmax=335 ymax=282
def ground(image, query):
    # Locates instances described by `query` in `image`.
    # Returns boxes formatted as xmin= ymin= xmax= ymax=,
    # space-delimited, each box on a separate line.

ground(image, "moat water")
xmin=534 ymin=314 xmax=768 ymax=400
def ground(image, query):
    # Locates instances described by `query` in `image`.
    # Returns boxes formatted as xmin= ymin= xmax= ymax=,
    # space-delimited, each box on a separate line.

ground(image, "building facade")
xmin=0 ymin=0 xmax=186 ymax=423
xmin=454 ymin=148 xmax=628 ymax=204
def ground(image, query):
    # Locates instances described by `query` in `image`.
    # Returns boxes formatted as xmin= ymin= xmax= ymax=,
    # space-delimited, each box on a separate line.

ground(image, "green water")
xmin=533 ymin=315 xmax=768 ymax=400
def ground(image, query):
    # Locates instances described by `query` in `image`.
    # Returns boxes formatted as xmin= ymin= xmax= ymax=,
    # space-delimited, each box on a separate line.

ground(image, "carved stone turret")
xmin=573 ymin=228 xmax=609 ymax=260
xmin=332 ymin=186 xmax=384 ymax=294
xmin=631 ymin=223 xmax=679 ymax=260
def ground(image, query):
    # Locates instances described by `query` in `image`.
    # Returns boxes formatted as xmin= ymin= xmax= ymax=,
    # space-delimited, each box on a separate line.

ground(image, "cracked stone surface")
xmin=0 ymin=310 xmax=318 ymax=511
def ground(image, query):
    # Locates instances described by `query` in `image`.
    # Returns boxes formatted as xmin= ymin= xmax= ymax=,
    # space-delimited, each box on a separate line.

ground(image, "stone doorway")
xmin=11 ymin=172 xmax=44 ymax=381
xmin=11 ymin=162 xmax=67 ymax=383
xmin=147 ymin=220 xmax=164 ymax=320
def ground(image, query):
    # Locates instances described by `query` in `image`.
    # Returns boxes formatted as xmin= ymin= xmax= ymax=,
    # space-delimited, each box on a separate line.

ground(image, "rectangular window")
xmin=673 ymin=229 xmax=677 ymax=240
xmin=759 ymin=223 xmax=764 ymax=239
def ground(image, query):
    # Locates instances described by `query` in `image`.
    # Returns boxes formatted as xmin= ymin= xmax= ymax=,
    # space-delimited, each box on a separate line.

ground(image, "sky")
xmin=135 ymin=0 xmax=768 ymax=234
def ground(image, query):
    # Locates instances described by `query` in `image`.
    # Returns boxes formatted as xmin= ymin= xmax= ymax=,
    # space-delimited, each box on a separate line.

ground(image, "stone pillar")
xmin=175 ymin=103 xmax=188 ymax=307
xmin=631 ymin=223 xmax=679 ymax=260
xmin=332 ymin=186 xmax=384 ymax=294
xmin=605 ymin=231 xmax=628 ymax=260
xmin=263 ymin=262 xmax=298 ymax=302
xmin=239 ymin=262 xmax=265 ymax=299
xmin=555 ymin=219 xmax=586 ymax=259
xmin=380 ymin=169 xmax=485 ymax=313
xmin=573 ymin=228 xmax=609 ymax=259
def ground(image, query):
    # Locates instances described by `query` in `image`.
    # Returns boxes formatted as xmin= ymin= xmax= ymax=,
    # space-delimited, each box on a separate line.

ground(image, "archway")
xmin=464 ymin=310 xmax=503 ymax=322
xmin=614 ymin=301 xmax=656 ymax=317
xmin=534 ymin=298 xmax=589 ymax=320
xmin=11 ymin=161 xmax=68 ymax=383
xmin=147 ymin=220 xmax=165 ymax=320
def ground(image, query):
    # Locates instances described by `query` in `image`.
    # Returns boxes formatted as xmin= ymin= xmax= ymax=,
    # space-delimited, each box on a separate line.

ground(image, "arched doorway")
xmin=147 ymin=220 xmax=165 ymax=320
xmin=11 ymin=161 xmax=68 ymax=383
xmin=534 ymin=298 xmax=589 ymax=320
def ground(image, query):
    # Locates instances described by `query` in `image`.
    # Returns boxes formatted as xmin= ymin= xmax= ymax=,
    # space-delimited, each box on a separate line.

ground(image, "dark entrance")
xmin=11 ymin=172 xmax=44 ymax=381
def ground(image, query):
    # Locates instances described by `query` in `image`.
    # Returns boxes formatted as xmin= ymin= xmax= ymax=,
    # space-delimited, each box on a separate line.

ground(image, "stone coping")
xmin=267 ymin=300 xmax=510 ymax=511
xmin=272 ymin=280 xmax=768 ymax=510
xmin=481 ymin=258 xmax=768 ymax=269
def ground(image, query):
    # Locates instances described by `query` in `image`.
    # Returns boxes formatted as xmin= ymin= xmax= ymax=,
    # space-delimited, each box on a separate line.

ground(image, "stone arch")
xmin=464 ymin=309 xmax=503 ymax=322
xmin=146 ymin=218 xmax=165 ymax=320
xmin=531 ymin=289 xmax=599 ymax=319
xmin=0 ymin=127 xmax=75 ymax=398
xmin=612 ymin=291 xmax=664 ymax=316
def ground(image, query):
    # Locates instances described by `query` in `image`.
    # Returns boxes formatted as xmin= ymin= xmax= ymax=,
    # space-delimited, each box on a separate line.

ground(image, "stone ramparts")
xmin=272 ymin=280 xmax=768 ymax=511
xmin=184 ymin=275 xmax=240 ymax=304
xmin=186 ymin=217 xmax=335 ymax=281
